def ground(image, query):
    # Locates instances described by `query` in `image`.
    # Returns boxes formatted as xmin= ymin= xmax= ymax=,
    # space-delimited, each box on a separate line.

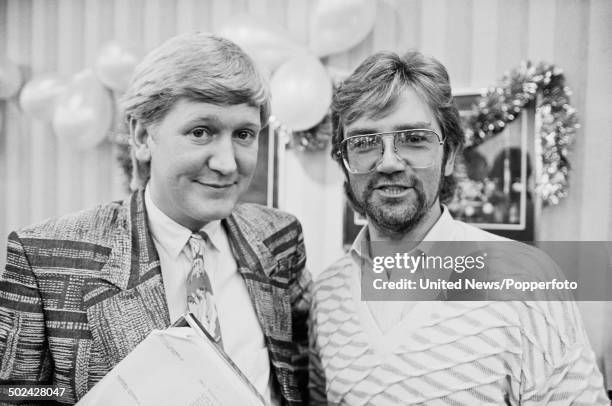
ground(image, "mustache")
xmin=366 ymin=173 xmax=422 ymax=191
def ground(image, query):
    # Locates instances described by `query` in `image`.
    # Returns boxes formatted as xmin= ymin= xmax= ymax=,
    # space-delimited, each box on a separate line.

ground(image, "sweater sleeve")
xmin=308 ymin=292 xmax=328 ymax=405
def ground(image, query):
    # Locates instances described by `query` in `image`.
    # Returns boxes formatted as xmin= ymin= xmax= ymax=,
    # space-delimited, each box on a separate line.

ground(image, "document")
xmin=77 ymin=313 xmax=267 ymax=406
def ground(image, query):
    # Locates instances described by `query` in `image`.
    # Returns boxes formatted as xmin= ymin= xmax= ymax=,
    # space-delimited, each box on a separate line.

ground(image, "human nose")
xmin=207 ymin=135 xmax=238 ymax=175
xmin=376 ymin=135 xmax=406 ymax=173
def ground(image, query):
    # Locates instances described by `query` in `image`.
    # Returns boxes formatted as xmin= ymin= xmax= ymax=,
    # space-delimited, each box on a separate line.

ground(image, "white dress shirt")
xmin=144 ymin=187 xmax=275 ymax=405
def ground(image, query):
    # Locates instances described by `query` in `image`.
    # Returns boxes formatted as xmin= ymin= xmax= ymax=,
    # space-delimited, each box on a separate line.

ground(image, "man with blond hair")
xmin=0 ymin=33 xmax=311 ymax=405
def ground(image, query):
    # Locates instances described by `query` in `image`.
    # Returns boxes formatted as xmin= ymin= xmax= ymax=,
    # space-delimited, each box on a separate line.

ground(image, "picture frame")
xmin=240 ymin=125 xmax=281 ymax=208
xmin=450 ymin=90 xmax=537 ymax=241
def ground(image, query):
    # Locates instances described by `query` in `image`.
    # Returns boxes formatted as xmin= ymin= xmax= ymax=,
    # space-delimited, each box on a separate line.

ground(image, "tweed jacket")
xmin=0 ymin=190 xmax=311 ymax=405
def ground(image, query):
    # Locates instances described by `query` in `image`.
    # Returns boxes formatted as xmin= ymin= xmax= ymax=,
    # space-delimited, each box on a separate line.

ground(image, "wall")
xmin=1 ymin=0 xmax=611 ymax=364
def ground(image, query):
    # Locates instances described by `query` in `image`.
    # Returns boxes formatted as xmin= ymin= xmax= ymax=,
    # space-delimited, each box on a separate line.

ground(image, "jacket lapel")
xmin=83 ymin=190 xmax=170 ymax=378
xmin=127 ymin=189 xmax=167 ymax=288
xmin=223 ymin=211 xmax=293 ymax=400
xmin=224 ymin=212 xmax=276 ymax=278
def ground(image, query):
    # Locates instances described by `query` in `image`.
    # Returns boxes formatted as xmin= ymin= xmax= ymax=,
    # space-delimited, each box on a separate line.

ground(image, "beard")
xmin=349 ymin=171 xmax=442 ymax=238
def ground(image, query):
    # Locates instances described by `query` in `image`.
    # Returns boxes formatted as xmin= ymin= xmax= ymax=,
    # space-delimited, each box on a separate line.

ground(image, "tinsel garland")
xmin=464 ymin=61 xmax=578 ymax=205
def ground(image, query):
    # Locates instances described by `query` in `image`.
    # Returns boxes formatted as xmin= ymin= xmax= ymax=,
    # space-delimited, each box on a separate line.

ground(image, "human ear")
xmin=443 ymin=143 xmax=459 ymax=176
xmin=129 ymin=117 xmax=151 ymax=162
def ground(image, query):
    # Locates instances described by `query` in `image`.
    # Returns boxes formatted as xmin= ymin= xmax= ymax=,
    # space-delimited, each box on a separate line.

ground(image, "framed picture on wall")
xmin=240 ymin=126 xmax=280 ymax=208
xmin=448 ymin=91 xmax=537 ymax=241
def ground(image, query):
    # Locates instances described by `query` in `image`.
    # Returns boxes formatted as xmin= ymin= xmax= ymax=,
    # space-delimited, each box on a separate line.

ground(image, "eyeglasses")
xmin=339 ymin=129 xmax=445 ymax=174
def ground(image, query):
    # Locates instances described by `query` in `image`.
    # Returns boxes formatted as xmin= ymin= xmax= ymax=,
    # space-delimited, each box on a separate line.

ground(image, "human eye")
xmin=233 ymin=130 xmax=258 ymax=145
xmin=188 ymin=127 xmax=212 ymax=140
xmin=397 ymin=130 xmax=431 ymax=146
xmin=348 ymin=135 xmax=379 ymax=152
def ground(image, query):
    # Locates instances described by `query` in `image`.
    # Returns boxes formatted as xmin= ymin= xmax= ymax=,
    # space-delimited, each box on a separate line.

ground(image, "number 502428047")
xmin=0 ymin=385 xmax=65 ymax=401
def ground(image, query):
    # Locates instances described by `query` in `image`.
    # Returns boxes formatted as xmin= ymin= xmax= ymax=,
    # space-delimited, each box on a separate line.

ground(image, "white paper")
xmin=77 ymin=325 xmax=266 ymax=406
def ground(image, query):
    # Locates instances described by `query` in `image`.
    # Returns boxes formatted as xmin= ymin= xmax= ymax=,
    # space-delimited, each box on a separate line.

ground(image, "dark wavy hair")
xmin=330 ymin=50 xmax=464 ymax=215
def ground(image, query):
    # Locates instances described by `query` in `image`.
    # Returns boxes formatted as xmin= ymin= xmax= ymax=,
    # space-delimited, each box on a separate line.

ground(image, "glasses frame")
xmin=339 ymin=128 xmax=445 ymax=174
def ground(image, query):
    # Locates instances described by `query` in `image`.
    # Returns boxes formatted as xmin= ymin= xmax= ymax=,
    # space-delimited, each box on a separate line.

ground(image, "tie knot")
xmin=188 ymin=232 xmax=208 ymax=257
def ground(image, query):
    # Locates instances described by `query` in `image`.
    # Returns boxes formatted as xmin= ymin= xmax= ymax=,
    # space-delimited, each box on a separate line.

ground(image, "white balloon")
xmin=270 ymin=54 xmax=332 ymax=132
xmin=53 ymin=69 xmax=113 ymax=149
xmin=310 ymin=0 xmax=377 ymax=56
xmin=19 ymin=74 xmax=67 ymax=121
xmin=217 ymin=14 xmax=304 ymax=72
xmin=95 ymin=42 xmax=139 ymax=92
xmin=0 ymin=56 xmax=22 ymax=99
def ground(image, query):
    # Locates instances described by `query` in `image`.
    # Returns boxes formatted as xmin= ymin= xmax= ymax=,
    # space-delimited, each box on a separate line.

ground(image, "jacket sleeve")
xmin=285 ymin=219 xmax=327 ymax=404
xmin=287 ymin=220 xmax=312 ymax=404
xmin=0 ymin=231 xmax=51 ymax=385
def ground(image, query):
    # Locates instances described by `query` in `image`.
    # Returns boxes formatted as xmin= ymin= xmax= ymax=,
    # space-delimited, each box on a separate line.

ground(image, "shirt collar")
xmin=200 ymin=219 xmax=223 ymax=252
xmin=350 ymin=206 xmax=456 ymax=261
xmin=422 ymin=205 xmax=456 ymax=242
xmin=144 ymin=186 xmax=221 ymax=259
xmin=350 ymin=224 xmax=371 ymax=261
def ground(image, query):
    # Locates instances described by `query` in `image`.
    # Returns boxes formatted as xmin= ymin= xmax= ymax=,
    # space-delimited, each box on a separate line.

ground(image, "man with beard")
xmin=308 ymin=51 xmax=608 ymax=405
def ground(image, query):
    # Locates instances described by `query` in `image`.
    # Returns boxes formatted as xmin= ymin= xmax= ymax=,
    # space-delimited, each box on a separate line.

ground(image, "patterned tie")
xmin=186 ymin=232 xmax=223 ymax=346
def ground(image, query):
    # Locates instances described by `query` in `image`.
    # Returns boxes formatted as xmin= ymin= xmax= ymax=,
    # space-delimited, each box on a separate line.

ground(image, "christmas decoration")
xmin=448 ymin=176 xmax=525 ymax=224
xmin=463 ymin=61 xmax=578 ymax=205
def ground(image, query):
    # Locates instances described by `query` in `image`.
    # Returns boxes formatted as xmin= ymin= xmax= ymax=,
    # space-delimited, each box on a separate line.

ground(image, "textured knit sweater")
xmin=309 ymin=212 xmax=608 ymax=405
xmin=309 ymin=257 xmax=608 ymax=405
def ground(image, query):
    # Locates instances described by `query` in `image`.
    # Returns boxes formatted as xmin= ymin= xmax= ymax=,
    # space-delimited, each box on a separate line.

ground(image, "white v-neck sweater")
xmin=309 ymin=256 xmax=608 ymax=405
xmin=309 ymin=210 xmax=607 ymax=405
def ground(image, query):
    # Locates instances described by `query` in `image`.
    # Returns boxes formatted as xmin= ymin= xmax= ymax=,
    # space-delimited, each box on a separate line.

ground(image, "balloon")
xmin=0 ymin=56 xmax=22 ymax=99
xmin=270 ymin=54 xmax=332 ymax=132
xmin=19 ymin=74 xmax=68 ymax=121
xmin=217 ymin=14 xmax=304 ymax=72
xmin=52 ymin=69 xmax=113 ymax=149
xmin=309 ymin=0 xmax=377 ymax=56
xmin=94 ymin=42 xmax=139 ymax=92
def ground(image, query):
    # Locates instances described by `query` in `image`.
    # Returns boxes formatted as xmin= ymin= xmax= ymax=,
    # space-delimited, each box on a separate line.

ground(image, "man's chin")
xmin=365 ymin=201 xmax=425 ymax=234
xmin=367 ymin=199 xmax=419 ymax=219
xmin=185 ymin=196 xmax=239 ymax=222
xmin=372 ymin=213 xmax=418 ymax=233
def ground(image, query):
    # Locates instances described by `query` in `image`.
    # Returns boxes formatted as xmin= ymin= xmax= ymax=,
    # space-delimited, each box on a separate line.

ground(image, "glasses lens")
xmin=342 ymin=130 xmax=442 ymax=173
xmin=394 ymin=130 xmax=440 ymax=168
xmin=344 ymin=134 xmax=382 ymax=173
